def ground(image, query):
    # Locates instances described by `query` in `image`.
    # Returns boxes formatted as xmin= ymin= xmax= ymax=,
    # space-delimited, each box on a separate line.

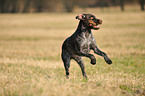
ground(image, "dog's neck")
xmin=76 ymin=20 xmax=91 ymax=34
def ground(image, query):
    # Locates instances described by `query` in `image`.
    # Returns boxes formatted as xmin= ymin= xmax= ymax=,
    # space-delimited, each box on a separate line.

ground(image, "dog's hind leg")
xmin=61 ymin=50 xmax=71 ymax=79
xmin=73 ymin=55 xmax=87 ymax=79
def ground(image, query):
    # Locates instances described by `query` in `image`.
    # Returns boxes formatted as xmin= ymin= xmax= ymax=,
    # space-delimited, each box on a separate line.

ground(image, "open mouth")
xmin=93 ymin=25 xmax=100 ymax=29
xmin=89 ymin=24 xmax=100 ymax=29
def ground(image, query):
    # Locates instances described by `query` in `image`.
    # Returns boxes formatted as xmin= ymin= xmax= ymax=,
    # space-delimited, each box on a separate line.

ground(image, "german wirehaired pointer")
xmin=61 ymin=14 xmax=112 ymax=79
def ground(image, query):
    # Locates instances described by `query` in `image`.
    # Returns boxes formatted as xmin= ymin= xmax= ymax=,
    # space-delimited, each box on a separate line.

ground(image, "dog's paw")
xmin=104 ymin=56 xmax=112 ymax=65
xmin=105 ymin=58 xmax=112 ymax=65
xmin=91 ymin=59 xmax=96 ymax=65
xmin=107 ymin=59 xmax=112 ymax=64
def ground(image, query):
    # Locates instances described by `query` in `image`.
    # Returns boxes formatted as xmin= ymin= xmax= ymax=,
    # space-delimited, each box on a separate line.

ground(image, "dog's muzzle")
xmin=88 ymin=19 xmax=102 ymax=30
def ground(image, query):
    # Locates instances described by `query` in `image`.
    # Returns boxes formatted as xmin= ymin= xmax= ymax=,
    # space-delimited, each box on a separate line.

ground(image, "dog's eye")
xmin=96 ymin=19 xmax=100 ymax=22
xmin=82 ymin=15 xmax=85 ymax=19
xmin=93 ymin=19 xmax=99 ymax=23
xmin=90 ymin=16 xmax=95 ymax=20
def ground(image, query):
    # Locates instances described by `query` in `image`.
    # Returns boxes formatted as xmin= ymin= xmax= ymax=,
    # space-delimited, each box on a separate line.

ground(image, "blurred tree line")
xmin=0 ymin=0 xmax=144 ymax=13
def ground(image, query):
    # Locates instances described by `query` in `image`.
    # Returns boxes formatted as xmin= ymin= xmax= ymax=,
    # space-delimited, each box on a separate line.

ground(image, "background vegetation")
xmin=0 ymin=0 xmax=144 ymax=13
xmin=0 ymin=3 xmax=145 ymax=96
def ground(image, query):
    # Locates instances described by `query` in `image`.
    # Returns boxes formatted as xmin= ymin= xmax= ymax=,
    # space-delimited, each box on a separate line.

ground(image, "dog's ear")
xmin=75 ymin=14 xmax=85 ymax=20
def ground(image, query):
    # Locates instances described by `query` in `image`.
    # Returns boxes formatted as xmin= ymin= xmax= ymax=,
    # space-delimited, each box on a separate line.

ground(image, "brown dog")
xmin=61 ymin=14 xmax=112 ymax=79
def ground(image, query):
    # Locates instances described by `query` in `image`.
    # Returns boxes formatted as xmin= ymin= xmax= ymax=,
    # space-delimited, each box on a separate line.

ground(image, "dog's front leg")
xmin=76 ymin=44 xmax=96 ymax=65
xmin=80 ymin=51 xmax=96 ymax=65
xmin=91 ymin=46 xmax=112 ymax=64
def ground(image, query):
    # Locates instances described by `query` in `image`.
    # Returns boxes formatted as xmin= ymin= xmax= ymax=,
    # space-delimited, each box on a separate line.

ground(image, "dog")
xmin=61 ymin=14 xmax=112 ymax=79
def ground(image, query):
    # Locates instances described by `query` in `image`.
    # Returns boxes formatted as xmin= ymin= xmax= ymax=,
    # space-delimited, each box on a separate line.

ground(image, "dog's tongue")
xmin=93 ymin=25 xmax=100 ymax=29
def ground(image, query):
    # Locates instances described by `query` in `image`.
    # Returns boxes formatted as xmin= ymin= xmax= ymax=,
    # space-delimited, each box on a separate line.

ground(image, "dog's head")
xmin=76 ymin=14 xmax=102 ymax=30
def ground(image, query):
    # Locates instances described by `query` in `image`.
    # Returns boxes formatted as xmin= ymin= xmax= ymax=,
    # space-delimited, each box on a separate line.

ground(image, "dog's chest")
xmin=82 ymin=37 xmax=91 ymax=48
xmin=79 ymin=33 xmax=92 ymax=52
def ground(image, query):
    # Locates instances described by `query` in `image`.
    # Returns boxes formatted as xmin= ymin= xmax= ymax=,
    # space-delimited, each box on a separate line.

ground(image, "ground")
xmin=0 ymin=7 xmax=145 ymax=96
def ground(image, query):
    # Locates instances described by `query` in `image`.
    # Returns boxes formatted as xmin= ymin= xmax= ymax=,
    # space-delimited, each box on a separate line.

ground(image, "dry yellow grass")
xmin=0 ymin=8 xmax=145 ymax=96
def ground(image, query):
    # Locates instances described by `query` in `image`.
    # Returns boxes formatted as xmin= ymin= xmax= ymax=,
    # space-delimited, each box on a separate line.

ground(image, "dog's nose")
xmin=95 ymin=19 xmax=102 ymax=24
xmin=99 ymin=20 xmax=102 ymax=24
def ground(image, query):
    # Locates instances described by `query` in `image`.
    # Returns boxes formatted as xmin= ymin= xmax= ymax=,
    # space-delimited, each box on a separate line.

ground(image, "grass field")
xmin=0 ymin=9 xmax=145 ymax=96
